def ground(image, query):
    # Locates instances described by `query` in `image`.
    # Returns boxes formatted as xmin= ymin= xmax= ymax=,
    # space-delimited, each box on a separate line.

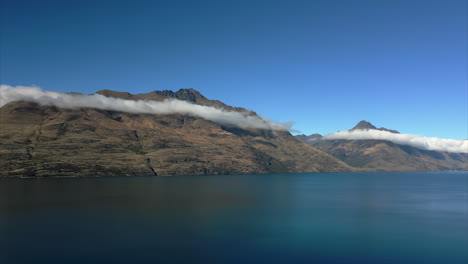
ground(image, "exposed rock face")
xmin=0 ymin=89 xmax=353 ymax=177
xmin=156 ymin=88 xmax=206 ymax=103
xmin=296 ymin=121 xmax=467 ymax=171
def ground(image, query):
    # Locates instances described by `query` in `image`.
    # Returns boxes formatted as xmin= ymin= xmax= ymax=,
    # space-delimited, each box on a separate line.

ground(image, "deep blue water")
xmin=1 ymin=171 xmax=467 ymax=264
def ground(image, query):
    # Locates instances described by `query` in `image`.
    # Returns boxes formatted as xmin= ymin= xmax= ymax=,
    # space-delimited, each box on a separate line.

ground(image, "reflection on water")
xmin=1 ymin=171 xmax=467 ymax=263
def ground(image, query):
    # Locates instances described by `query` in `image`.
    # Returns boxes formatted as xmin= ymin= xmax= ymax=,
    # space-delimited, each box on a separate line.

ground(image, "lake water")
xmin=1 ymin=171 xmax=467 ymax=264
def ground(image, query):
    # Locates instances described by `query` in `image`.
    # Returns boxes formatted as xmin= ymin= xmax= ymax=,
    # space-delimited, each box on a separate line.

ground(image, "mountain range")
xmin=1 ymin=88 xmax=466 ymax=177
xmin=0 ymin=89 xmax=352 ymax=177
xmin=296 ymin=121 xmax=467 ymax=171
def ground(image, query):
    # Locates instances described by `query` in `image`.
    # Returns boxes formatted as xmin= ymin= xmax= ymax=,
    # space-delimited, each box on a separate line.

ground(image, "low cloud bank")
xmin=0 ymin=85 xmax=292 ymax=131
xmin=323 ymin=129 xmax=468 ymax=153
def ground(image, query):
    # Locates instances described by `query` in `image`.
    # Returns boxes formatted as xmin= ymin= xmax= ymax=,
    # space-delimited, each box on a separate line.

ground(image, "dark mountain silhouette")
xmin=351 ymin=120 xmax=400 ymax=134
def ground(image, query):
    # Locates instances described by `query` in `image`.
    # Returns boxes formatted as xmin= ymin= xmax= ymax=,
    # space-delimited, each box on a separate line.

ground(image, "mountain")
xmin=351 ymin=120 xmax=400 ymax=134
xmin=0 ymin=89 xmax=353 ymax=177
xmin=296 ymin=121 xmax=467 ymax=171
xmin=295 ymin=133 xmax=323 ymax=143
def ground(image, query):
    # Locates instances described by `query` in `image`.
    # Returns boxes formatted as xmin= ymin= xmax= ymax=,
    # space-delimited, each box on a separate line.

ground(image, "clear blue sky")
xmin=1 ymin=0 xmax=467 ymax=139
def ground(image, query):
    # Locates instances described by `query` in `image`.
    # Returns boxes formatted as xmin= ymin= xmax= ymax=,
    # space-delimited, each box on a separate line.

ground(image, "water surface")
xmin=1 ymin=171 xmax=467 ymax=263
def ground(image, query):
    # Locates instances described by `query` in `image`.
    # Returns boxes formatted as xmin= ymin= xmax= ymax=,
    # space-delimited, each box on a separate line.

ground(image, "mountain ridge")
xmin=296 ymin=121 xmax=467 ymax=171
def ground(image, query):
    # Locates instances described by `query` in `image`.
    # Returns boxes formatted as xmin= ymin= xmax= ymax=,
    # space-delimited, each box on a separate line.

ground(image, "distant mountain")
xmin=296 ymin=121 xmax=467 ymax=171
xmin=0 ymin=89 xmax=352 ymax=177
xmin=295 ymin=133 xmax=323 ymax=143
xmin=351 ymin=120 xmax=400 ymax=134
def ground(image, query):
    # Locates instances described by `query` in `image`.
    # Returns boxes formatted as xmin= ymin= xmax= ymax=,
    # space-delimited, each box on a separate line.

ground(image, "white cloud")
xmin=323 ymin=129 xmax=468 ymax=153
xmin=0 ymin=85 xmax=292 ymax=131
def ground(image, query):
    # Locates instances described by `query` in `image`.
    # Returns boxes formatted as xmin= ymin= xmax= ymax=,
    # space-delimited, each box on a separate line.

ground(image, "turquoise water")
xmin=1 ymin=171 xmax=467 ymax=263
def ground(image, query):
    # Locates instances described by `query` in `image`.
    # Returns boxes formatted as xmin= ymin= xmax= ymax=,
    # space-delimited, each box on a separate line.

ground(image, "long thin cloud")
xmin=323 ymin=129 xmax=468 ymax=153
xmin=0 ymin=85 xmax=292 ymax=131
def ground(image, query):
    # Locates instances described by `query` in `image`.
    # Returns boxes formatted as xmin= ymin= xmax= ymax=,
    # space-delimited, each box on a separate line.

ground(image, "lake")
xmin=1 ymin=171 xmax=467 ymax=263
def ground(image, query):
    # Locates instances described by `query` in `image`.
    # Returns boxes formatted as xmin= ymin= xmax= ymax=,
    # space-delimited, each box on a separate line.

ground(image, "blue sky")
xmin=1 ymin=0 xmax=467 ymax=139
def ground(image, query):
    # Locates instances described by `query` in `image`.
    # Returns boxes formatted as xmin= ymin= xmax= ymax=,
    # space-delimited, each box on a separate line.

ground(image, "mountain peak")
xmin=352 ymin=120 xmax=377 ymax=130
xmin=175 ymin=88 xmax=207 ymax=102
xmin=351 ymin=120 xmax=399 ymax=134
xmin=154 ymin=88 xmax=207 ymax=103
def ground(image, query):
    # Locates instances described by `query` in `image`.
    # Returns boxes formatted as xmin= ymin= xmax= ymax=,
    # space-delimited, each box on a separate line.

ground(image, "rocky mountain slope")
xmin=296 ymin=121 xmax=467 ymax=171
xmin=0 ymin=89 xmax=353 ymax=177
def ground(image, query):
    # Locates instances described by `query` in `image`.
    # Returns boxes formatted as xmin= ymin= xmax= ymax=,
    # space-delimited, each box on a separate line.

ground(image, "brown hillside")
xmin=0 ymin=89 xmax=353 ymax=177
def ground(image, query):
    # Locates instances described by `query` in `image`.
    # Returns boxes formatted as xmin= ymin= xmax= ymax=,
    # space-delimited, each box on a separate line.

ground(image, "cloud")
xmin=0 ymin=85 xmax=292 ymax=131
xmin=323 ymin=129 xmax=468 ymax=153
